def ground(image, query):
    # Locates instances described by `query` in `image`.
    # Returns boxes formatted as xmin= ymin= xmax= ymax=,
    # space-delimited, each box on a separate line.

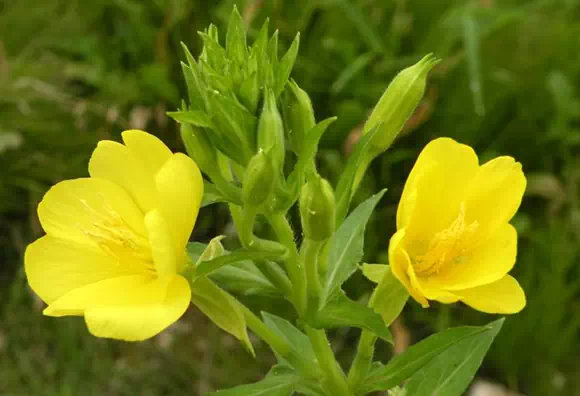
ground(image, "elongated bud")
xmin=243 ymin=150 xmax=274 ymax=209
xmin=257 ymin=89 xmax=285 ymax=172
xmin=283 ymin=80 xmax=315 ymax=154
xmin=180 ymin=123 xmax=217 ymax=174
xmin=364 ymin=54 xmax=440 ymax=153
xmin=300 ymin=174 xmax=336 ymax=241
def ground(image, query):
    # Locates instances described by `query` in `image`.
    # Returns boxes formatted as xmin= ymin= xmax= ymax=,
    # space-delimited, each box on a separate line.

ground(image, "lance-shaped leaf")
xmin=200 ymin=181 xmax=227 ymax=207
xmin=362 ymin=319 xmax=504 ymax=393
xmin=167 ymin=109 xmax=212 ymax=128
xmin=262 ymin=312 xmax=320 ymax=376
xmin=275 ymin=33 xmax=300 ymax=97
xmin=226 ymin=5 xmax=248 ymax=65
xmin=190 ymin=276 xmax=255 ymax=356
xmin=313 ymin=290 xmax=392 ymax=343
xmin=323 ymin=189 xmax=386 ymax=304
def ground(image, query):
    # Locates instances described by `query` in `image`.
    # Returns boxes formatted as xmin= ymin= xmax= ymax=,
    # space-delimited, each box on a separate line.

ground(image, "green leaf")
xmin=323 ymin=189 xmax=386 ymax=304
xmin=363 ymin=319 xmax=505 ymax=393
xmin=167 ymin=110 xmax=212 ymax=128
xmin=313 ymin=291 xmax=392 ymax=343
xmin=209 ymin=260 xmax=280 ymax=297
xmin=197 ymin=249 xmax=286 ymax=276
xmin=197 ymin=235 xmax=226 ymax=263
xmin=190 ymin=276 xmax=255 ymax=356
xmin=262 ymin=312 xmax=319 ymax=376
xmin=275 ymin=33 xmax=300 ymax=97
xmin=207 ymin=373 xmax=294 ymax=395
xmin=226 ymin=5 xmax=247 ymax=65
xmin=363 ymin=264 xmax=409 ymax=326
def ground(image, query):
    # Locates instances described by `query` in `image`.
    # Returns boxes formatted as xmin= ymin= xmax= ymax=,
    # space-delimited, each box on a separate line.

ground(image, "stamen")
xmin=414 ymin=203 xmax=478 ymax=275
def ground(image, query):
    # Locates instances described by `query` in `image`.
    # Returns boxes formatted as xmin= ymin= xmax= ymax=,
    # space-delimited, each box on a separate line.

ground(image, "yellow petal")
xmin=464 ymin=156 xmax=526 ymax=237
xmin=430 ymin=223 xmax=517 ymax=291
xmin=25 ymin=236 xmax=143 ymax=304
xmin=38 ymin=178 xmax=147 ymax=247
xmin=145 ymin=209 xmax=179 ymax=279
xmin=459 ymin=275 xmax=526 ymax=314
xmin=399 ymin=138 xmax=479 ymax=242
xmin=389 ymin=229 xmax=429 ymax=307
xmin=44 ymin=274 xmax=191 ymax=341
xmin=155 ymin=153 xmax=203 ymax=257
xmin=88 ymin=140 xmax=157 ymax=212
xmin=122 ymin=130 xmax=172 ymax=176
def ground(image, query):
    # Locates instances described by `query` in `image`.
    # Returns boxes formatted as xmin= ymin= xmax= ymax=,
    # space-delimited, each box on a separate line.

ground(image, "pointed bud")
xmin=180 ymin=123 xmax=217 ymax=175
xmin=243 ymin=150 xmax=275 ymax=209
xmin=364 ymin=54 xmax=439 ymax=153
xmin=257 ymin=89 xmax=285 ymax=172
xmin=300 ymin=174 xmax=336 ymax=241
xmin=283 ymin=80 xmax=315 ymax=154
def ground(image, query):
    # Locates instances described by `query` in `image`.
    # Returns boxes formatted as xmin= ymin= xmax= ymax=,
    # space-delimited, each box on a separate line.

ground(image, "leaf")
xmin=207 ymin=373 xmax=294 ymax=396
xmin=167 ymin=110 xmax=212 ymax=128
xmin=313 ymin=291 xmax=392 ymax=343
xmin=275 ymin=33 xmax=300 ymax=97
xmin=197 ymin=235 xmax=226 ymax=263
xmin=323 ymin=189 xmax=386 ymax=304
xmin=363 ymin=264 xmax=409 ymax=326
xmin=210 ymin=260 xmax=279 ymax=297
xmin=197 ymin=249 xmax=285 ymax=276
xmin=190 ymin=276 xmax=255 ymax=356
xmin=262 ymin=312 xmax=319 ymax=376
xmin=404 ymin=319 xmax=504 ymax=395
xmin=226 ymin=5 xmax=247 ymax=65
xmin=362 ymin=319 xmax=505 ymax=393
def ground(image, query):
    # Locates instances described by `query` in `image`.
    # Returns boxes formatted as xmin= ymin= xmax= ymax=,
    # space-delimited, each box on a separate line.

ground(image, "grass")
xmin=1 ymin=0 xmax=579 ymax=395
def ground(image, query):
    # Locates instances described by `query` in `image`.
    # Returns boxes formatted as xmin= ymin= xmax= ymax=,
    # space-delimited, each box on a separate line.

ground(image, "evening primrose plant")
xmin=25 ymin=8 xmax=527 ymax=396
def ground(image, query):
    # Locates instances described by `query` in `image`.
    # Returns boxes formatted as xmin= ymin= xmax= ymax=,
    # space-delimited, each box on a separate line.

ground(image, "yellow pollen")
xmin=79 ymin=198 xmax=154 ymax=271
xmin=413 ymin=203 xmax=478 ymax=276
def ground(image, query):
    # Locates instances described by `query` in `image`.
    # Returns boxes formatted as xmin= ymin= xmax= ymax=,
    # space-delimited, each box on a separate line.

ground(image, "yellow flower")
xmin=389 ymin=138 xmax=526 ymax=314
xmin=25 ymin=130 xmax=203 ymax=341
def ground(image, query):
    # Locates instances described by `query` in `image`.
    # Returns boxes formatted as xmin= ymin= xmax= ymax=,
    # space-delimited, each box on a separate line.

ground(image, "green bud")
xmin=180 ymin=123 xmax=217 ymax=175
xmin=257 ymin=89 xmax=285 ymax=172
xmin=299 ymin=174 xmax=336 ymax=241
xmin=283 ymin=80 xmax=315 ymax=154
xmin=243 ymin=150 xmax=275 ymax=209
xmin=364 ymin=53 xmax=440 ymax=153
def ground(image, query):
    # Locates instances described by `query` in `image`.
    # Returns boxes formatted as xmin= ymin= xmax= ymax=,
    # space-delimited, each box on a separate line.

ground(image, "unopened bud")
xmin=257 ymin=89 xmax=285 ymax=172
xmin=364 ymin=54 xmax=439 ymax=153
xmin=300 ymin=174 xmax=336 ymax=241
xmin=180 ymin=123 xmax=217 ymax=175
xmin=243 ymin=151 xmax=274 ymax=209
xmin=283 ymin=80 xmax=315 ymax=154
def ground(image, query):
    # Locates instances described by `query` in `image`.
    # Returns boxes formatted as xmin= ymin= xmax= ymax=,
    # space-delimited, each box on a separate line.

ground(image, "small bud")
xmin=283 ymin=80 xmax=315 ymax=154
xmin=364 ymin=54 xmax=440 ymax=153
xmin=243 ymin=150 xmax=275 ymax=209
xmin=299 ymin=174 xmax=336 ymax=241
xmin=180 ymin=123 xmax=217 ymax=175
xmin=257 ymin=89 xmax=285 ymax=172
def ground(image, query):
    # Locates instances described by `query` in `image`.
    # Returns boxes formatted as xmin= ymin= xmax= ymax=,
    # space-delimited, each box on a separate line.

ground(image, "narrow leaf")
xmin=210 ymin=260 xmax=279 ymax=297
xmin=167 ymin=110 xmax=212 ymax=128
xmin=323 ymin=189 xmax=386 ymax=304
xmin=314 ymin=291 xmax=392 ymax=343
xmin=197 ymin=249 xmax=285 ymax=275
xmin=226 ymin=5 xmax=248 ymax=65
xmin=201 ymin=181 xmax=227 ymax=207
xmin=190 ymin=277 xmax=255 ymax=356
xmin=364 ymin=264 xmax=409 ymax=326
xmin=275 ymin=33 xmax=300 ymax=97
xmin=363 ymin=319 xmax=504 ymax=393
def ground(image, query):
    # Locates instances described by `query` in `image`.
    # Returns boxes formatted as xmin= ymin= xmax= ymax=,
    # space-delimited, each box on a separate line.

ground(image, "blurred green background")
xmin=1 ymin=0 xmax=579 ymax=395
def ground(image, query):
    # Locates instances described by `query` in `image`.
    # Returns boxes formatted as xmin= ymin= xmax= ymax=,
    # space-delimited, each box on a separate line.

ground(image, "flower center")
xmin=413 ymin=203 xmax=479 ymax=276
xmin=79 ymin=198 xmax=154 ymax=271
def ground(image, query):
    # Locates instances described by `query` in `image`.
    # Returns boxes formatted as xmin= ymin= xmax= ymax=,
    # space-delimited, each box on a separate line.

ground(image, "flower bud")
xmin=243 ymin=150 xmax=275 ymax=209
xmin=299 ymin=174 xmax=336 ymax=241
xmin=180 ymin=123 xmax=217 ymax=175
xmin=257 ymin=89 xmax=285 ymax=172
xmin=283 ymin=80 xmax=315 ymax=154
xmin=363 ymin=54 xmax=439 ymax=153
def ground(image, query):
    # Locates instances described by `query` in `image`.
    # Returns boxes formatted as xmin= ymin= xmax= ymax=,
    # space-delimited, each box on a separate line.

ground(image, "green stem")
xmin=305 ymin=327 xmax=352 ymax=396
xmin=347 ymin=280 xmax=384 ymax=389
xmin=300 ymin=238 xmax=324 ymax=316
xmin=267 ymin=212 xmax=307 ymax=317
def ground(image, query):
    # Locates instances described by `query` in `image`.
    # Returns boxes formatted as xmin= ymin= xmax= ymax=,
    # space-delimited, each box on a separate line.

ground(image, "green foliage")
xmin=2 ymin=0 xmax=580 ymax=395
